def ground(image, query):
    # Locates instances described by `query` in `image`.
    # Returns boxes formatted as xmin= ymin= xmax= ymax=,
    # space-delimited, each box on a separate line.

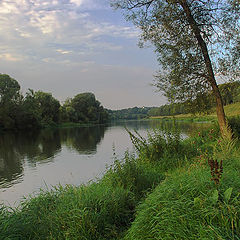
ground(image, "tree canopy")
xmin=0 ymin=75 xmax=109 ymax=130
xmin=112 ymin=0 xmax=240 ymax=135
xmin=0 ymin=74 xmax=20 ymax=104
xmin=62 ymin=92 xmax=109 ymax=124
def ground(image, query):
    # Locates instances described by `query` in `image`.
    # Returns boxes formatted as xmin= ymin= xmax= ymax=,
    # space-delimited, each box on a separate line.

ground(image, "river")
xmin=0 ymin=119 xmax=211 ymax=206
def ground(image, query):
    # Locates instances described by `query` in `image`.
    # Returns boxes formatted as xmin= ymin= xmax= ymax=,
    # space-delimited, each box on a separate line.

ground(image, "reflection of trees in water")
xmin=148 ymin=120 xmax=212 ymax=135
xmin=0 ymin=132 xmax=23 ymax=185
xmin=112 ymin=119 xmax=212 ymax=137
xmin=0 ymin=126 xmax=107 ymax=186
xmin=60 ymin=126 xmax=106 ymax=154
xmin=0 ymin=129 xmax=62 ymax=185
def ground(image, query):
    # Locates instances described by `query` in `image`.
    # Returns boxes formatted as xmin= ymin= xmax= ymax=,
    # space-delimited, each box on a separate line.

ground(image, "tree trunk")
xmin=179 ymin=0 xmax=229 ymax=136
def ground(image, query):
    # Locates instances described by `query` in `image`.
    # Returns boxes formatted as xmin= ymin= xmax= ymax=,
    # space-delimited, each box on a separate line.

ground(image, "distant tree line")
xmin=107 ymin=81 xmax=240 ymax=120
xmin=108 ymin=107 xmax=153 ymax=120
xmin=0 ymin=74 xmax=109 ymax=130
xmin=148 ymin=81 xmax=240 ymax=117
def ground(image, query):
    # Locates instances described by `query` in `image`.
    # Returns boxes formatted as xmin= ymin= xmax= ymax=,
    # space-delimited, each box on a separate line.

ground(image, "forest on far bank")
xmin=109 ymin=81 xmax=240 ymax=120
xmin=0 ymin=74 xmax=109 ymax=131
xmin=1 ymin=73 xmax=240 ymax=130
xmin=148 ymin=81 xmax=240 ymax=117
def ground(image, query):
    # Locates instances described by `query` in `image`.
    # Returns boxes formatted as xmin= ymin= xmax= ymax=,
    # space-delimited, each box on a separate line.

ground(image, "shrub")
xmin=228 ymin=116 xmax=240 ymax=138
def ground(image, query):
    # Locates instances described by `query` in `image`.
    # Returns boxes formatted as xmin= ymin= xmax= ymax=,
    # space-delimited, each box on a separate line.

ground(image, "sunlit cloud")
xmin=56 ymin=49 xmax=73 ymax=54
xmin=70 ymin=0 xmax=85 ymax=6
xmin=0 ymin=53 xmax=23 ymax=62
xmin=0 ymin=0 xmax=138 ymax=65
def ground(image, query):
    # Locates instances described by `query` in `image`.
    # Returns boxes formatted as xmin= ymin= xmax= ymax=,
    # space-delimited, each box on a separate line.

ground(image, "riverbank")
xmin=150 ymin=102 xmax=240 ymax=122
xmin=0 ymin=125 xmax=240 ymax=239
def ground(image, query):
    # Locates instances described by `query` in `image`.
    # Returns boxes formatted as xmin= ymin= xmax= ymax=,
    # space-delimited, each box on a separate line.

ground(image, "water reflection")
xmin=0 ymin=120 xmax=211 ymax=205
xmin=60 ymin=126 xmax=106 ymax=154
xmin=113 ymin=119 xmax=212 ymax=136
xmin=0 ymin=126 xmax=107 ymax=188
xmin=0 ymin=132 xmax=24 ymax=187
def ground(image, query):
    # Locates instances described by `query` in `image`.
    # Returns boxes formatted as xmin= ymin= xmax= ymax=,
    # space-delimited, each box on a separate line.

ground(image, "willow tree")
xmin=111 ymin=0 xmax=239 ymax=135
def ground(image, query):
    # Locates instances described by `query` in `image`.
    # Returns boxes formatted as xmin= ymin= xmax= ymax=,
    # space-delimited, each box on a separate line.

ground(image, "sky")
xmin=0 ymin=0 xmax=166 ymax=109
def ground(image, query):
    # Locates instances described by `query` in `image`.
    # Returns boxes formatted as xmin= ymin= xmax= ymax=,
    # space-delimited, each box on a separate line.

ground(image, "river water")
xmin=0 ymin=120 xmax=211 ymax=206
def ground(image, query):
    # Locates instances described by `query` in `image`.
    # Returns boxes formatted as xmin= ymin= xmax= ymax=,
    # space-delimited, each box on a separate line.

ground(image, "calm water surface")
xmin=0 ymin=120 xmax=211 ymax=206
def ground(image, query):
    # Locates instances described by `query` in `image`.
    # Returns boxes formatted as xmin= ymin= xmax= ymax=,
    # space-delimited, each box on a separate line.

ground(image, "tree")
xmin=34 ymin=91 xmax=60 ymax=125
xmin=62 ymin=93 xmax=109 ymax=124
xmin=219 ymin=81 xmax=240 ymax=105
xmin=0 ymin=74 xmax=20 ymax=104
xmin=71 ymin=92 xmax=100 ymax=122
xmin=0 ymin=74 xmax=21 ymax=129
xmin=18 ymin=89 xmax=41 ymax=128
xmin=112 ymin=0 xmax=239 ymax=136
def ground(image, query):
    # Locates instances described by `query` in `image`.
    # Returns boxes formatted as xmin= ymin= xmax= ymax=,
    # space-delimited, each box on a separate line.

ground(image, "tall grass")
xmin=124 ymin=158 xmax=240 ymax=239
xmin=124 ymin=130 xmax=240 ymax=240
xmin=0 ymin=182 xmax=137 ymax=240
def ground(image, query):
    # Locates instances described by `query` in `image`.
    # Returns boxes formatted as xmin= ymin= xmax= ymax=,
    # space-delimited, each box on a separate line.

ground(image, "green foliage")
xmin=0 ymin=127 xmax=188 ymax=239
xmin=0 ymin=74 xmax=22 ymax=129
xmin=0 ymin=74 xmax=109 ymax=130
xmin=0 ymin=152 xmax=164 ymax=240
xmin=127 ymin=127 xmax=197 ymax=171
xmin=61 ymin=93 xmax=109 ymax=124
xmin=228 ymin=116 xmax=240 ymax=138
xmin=103 ymin=151 xmax=164 ymax=200
xmin=124 ymin=155 xmax=240 ymax=240
xmin=112 ymin=0 xmax=240 ymax=103
xmin=219 ymin=81 xmax=240 ymax=105
xmin=0 ymin=183 xmax=134 ymax=239
xmin=108 ymin=106 xmax=152 ymax=120
xmin=148 ymin=102 xmax=187 ymax=116
xmin=0 ymin=74 xmax=20 ymax=104
xmin=147 ymin=81 xmax=240 ymax=117
xmin=34 ymin=90 xmax=60 ymax=125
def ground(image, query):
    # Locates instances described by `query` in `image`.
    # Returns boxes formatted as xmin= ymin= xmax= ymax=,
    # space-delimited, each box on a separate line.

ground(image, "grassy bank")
xmin=1 ymin=125 xmax=240 ymax=239
xmin=150 ymin=102 xmax=240 ymax=122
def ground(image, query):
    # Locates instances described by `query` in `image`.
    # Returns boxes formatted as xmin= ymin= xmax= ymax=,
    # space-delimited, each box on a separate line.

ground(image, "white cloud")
xmin=0 ymin=0 xmax=139 ymax=67
xmin=56 ymin=49 xmax=73 ymax=54
xmin=29 ymin=10 xmax=60 ymax=34
xmin=70 ymin=0 xmax=85 ymax=6
xmin=0 ymin=53 xmax=23 ymax=62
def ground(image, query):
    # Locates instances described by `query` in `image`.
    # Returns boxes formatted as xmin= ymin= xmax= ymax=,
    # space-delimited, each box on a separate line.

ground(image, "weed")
xmin=208 ymin=159 xmax=223 ymax=185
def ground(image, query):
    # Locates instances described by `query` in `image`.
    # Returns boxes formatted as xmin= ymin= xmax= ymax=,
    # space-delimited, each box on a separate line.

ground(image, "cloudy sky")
xmin=0 ymin=0 xmax=166 ymax=109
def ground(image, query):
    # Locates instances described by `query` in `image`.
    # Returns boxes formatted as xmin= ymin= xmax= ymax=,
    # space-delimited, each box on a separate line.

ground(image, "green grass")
xmin=124 ymin=131 xmax=240 ymax=240
xmin=1 ymin=126 xmax=240 ymax=239
xmin=124 ymin=156 xmax=240 ymax=239
xmin=150 ymin=102 xmax=240 ymax=122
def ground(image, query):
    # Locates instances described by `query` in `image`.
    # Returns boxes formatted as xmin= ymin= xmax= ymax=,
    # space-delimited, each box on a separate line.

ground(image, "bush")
xmin=228 ymin=116 xmax=240 ymax=138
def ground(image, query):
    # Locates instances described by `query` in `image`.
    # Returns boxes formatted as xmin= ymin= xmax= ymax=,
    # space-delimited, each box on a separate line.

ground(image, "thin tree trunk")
xmin=180 ymin=0 xmax=228 ymax=136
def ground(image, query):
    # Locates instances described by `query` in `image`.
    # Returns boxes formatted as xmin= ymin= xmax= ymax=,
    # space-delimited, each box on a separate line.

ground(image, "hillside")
xmin=150 ymin=102 xmax=240 ymax=120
